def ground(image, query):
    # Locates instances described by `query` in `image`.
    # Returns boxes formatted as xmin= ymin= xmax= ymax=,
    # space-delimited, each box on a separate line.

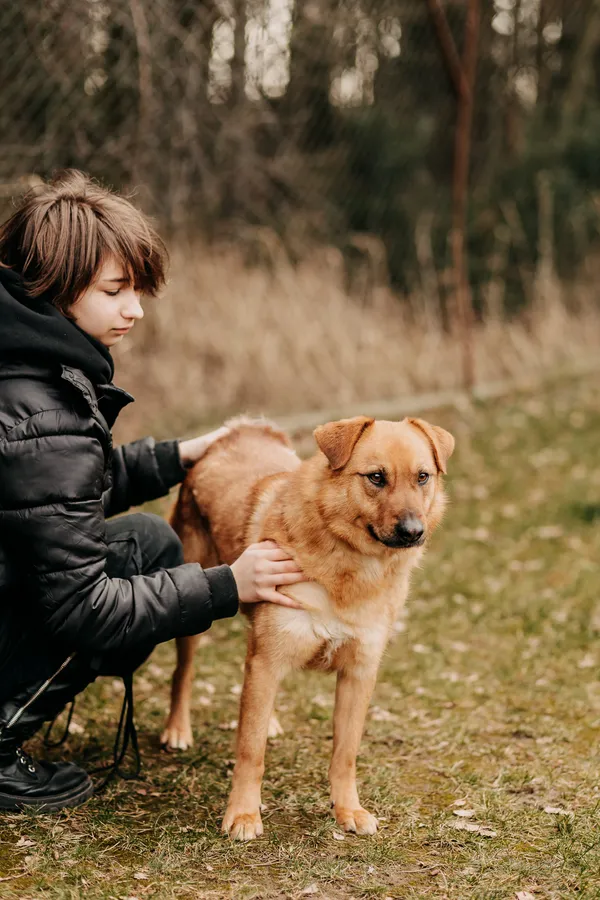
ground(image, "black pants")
xmin=0 ymin=513 xmax=184 ymax=752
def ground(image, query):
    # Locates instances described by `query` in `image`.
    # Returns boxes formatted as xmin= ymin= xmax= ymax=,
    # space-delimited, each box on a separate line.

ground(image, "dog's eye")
xmin=366 ymin=472 xmax=386 ymax=487
xmin=418 ymin=472 xmax=430 ymax=485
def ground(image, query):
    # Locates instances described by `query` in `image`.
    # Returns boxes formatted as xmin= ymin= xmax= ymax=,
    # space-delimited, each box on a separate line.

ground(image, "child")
xmin=0 ymin=170 xmax=304 ymax=811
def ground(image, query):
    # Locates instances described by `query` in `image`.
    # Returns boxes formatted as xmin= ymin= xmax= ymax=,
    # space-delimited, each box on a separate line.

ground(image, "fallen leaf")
xmin=332 ymin=831 xmax=345 ymax=841
xmin=367 ymin=865 xmax=375 ymax=874
xmin=451 ymin=821 xmax=480 ymax=832
xmin=133 ymin=872 xmax=149 ymax=880
xmin=68 ymin=721 xmax=84 ymax=735
xmin=453 ymin=809 xmax=476 ymax=818
xmin=536 ymin=525 xmax=563 ymax=540
xmin=370 ymin=706 xmax=396 ymax=722
xmin=452 ymin=799 xmax=467 ymax=807
xmin=578 ymin=653 xmax=596 ymax=670
xmin=301 ymin=885 xmax=319 ymax=895
xmin=16 ymin=837 xmax=35 ymax=848
xmin=218 ymin=720 xmax=238 ymax=731
xmin=543 ymin=806 xmax=573 ymax=817
xmin=515 ymin=892 xmax=536 ymax=900
xmin=146 ymin=663 xmax=164 ymax=678
xmin=206 ymin=864 xmax=213 ymax=872
xmin=451 ymin=821 xmax=496 ymax=837
xmin=311 ymin=694 xmax=330 ymax=708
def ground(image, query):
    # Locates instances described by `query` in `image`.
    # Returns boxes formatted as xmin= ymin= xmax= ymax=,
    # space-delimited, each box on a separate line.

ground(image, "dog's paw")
xmin=267 ymin=714 xmax=284 ymax=738
xmin=160 ymin=720 xmax=193 ymax=751
xmin=222 ymin=809 xmax=264 ymax=841
xmin=333 ymin=806 xmax=378 ymax=835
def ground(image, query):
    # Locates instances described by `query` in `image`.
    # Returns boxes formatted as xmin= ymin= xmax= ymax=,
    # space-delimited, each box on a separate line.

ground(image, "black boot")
xmin=0 ymin=744 xmax=93 ymax=811
xmin=0 ymin=653 xmax=95 ymax=812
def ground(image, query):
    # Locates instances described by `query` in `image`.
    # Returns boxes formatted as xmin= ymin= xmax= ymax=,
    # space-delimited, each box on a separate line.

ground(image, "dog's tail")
xmin=169 ymin=479 xmax=219 ymax=567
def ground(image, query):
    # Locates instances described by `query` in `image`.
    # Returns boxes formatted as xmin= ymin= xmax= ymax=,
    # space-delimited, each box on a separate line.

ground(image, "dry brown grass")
xmin=111 ymin=241 xmax=600 ymax=444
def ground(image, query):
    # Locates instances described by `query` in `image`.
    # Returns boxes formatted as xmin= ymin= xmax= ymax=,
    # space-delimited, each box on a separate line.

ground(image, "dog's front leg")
xmin=328 ymin=665 xmax=379 ymax=835
xmin=222 ymin=649 xmax=283 ymax=841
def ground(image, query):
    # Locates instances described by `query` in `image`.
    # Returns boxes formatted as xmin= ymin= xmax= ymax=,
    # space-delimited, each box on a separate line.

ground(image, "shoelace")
xmin=88 ymin=673 xmax=141 ymax=792
xmin=44 ymin=700 xmax=75 ymax=748
xmin=43 ymin=673 xmax=141 ymax=792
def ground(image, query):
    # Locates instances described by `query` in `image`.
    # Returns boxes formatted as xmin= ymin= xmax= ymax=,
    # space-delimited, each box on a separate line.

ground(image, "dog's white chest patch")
xmin=280 ymin=582 xmax=356 ymax=648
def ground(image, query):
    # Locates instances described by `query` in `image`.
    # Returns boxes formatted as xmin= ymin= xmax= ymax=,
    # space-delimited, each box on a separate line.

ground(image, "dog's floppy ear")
xmin=407 ymin=418 xmax=455 ymax=474
xmin=314 ymin=416 xmax=374 ymax=471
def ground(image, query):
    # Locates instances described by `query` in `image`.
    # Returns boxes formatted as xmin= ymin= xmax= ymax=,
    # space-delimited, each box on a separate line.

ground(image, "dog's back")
xmin=170 ymin=418 xmax=300 ymax=566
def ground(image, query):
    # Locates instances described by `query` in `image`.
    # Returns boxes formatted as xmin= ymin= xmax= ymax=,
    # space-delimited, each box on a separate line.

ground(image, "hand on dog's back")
xmin=230 ymin=540 xmax=305 ymax=608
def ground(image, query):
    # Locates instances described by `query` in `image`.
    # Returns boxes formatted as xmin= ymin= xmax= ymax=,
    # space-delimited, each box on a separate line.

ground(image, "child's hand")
xmin=179 ymin=426 xmax=230 ymax=467
xmin=230 ymin=541 xmax=305 ymax=608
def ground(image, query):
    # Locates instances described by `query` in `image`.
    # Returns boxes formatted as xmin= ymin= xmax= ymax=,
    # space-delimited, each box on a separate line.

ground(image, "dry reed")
xmin=111 ymin=241 xmax=600 ymax=444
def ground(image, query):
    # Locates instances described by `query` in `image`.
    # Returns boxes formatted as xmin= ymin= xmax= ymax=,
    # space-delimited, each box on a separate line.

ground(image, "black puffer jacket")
xmin=0 ymin=268 xmax=238 ymax=668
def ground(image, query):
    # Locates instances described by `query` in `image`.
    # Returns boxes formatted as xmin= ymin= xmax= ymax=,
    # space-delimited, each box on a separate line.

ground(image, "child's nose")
xmin=122 ymin=289 xmax=144 ymax=320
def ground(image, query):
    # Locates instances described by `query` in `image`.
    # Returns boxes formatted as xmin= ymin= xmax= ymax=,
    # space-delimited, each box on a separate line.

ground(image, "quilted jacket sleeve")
xmin=104 ymin=437 xmax=187 ymax=518
xmin=0 ymin=420 xmax=238 ymax=654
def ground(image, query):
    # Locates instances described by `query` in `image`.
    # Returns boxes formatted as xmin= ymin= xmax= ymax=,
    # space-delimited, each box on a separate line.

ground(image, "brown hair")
xmin=0 ymin=170 xmax=168 ymax=314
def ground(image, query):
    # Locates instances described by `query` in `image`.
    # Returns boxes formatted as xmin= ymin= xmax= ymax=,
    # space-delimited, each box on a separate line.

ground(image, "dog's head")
xmin=312 ymin=415 xmax=454 ymax=553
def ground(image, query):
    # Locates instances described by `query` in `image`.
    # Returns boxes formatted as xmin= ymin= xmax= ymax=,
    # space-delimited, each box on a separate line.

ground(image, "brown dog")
xmin=161 ymin=415 xmax=454 ymax=840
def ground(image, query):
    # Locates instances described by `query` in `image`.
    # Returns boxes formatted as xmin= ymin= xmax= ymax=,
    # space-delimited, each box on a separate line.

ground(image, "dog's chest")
xmin=278 ymin=581 xmax=387 ymax=670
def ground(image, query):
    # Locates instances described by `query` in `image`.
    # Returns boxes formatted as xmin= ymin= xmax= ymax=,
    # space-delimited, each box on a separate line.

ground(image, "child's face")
xmin=71 ymin=256 xmax=144 ymax=348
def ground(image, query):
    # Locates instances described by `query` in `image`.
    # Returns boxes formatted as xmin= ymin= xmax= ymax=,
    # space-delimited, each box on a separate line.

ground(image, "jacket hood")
xmin=0 ymin=267 xmax=114 ymax=385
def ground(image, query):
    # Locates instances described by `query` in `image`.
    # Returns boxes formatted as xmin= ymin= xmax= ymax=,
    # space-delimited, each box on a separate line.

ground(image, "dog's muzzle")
xmin=368 ymin=515 xmax=426 ymax=549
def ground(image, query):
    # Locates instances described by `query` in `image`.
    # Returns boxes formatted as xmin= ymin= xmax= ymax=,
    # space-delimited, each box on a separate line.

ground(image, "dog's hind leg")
xmin=161 ymin=635 xmax=200 ymax=750
xmin=161 ymin=482 xmax=220 ymax=751
xmin=267 ymin=713 xmax=284 ymax=737
xmin=222 ymin=639 xmax=285 ymax=840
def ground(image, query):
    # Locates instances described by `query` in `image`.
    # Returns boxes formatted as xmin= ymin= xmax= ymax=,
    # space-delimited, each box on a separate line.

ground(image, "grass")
xmin=3 ymin=374 xmax=600 ymax=898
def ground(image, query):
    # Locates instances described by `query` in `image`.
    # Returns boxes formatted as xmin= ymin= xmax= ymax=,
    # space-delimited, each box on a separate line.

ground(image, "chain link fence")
xmin=1 ymin=1 xmax=600 ymax=314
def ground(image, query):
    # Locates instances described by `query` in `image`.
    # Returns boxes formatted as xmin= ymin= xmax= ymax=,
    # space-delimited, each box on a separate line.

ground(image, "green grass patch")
xmin=3 ymin=377 xmax=600 ymax=898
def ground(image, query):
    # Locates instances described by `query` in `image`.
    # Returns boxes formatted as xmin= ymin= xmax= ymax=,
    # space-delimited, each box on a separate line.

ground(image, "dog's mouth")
xmin=367 ymin=524 xmax=426 ymax=549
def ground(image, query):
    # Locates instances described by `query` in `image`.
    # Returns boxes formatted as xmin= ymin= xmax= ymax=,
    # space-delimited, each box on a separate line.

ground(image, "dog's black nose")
xmin=394 ymin=515 xmax=425 ymax=545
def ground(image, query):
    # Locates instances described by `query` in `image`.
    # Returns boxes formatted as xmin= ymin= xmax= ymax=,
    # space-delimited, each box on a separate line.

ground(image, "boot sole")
xmin=0 ymin=777 xmax=94 ymax=812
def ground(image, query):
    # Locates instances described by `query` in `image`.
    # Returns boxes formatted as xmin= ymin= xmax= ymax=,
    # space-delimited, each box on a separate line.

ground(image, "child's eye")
xmin=104 ymin=290 xmax=121 ymax=297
